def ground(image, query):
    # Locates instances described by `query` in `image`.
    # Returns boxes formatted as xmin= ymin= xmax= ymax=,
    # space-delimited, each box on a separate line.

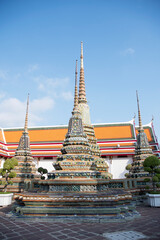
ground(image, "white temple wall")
xmin=33 ymin=156 xmax=133 ymax=179
xmin=0 ymin=158 xmax=5 ymax=168
xmin=36 ymin=158 xmax=56 ymax=173
xmin=105 ymin=156 xmax=133 ymax=179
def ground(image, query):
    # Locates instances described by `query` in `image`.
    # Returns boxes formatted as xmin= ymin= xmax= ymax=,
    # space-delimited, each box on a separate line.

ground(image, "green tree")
xmin=125 ymin=164 xmax=132 ymax=178
xmin=38 ymin=167 xmax=48 ymax=180
xmin=0 ymin=158 xmax=18 ymax=192
xmin=143 ymin=156 xmax=160 ymax=192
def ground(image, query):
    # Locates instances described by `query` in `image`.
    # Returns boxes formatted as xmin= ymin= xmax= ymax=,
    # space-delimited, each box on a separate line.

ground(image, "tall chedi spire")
xmin=54 ymin=61 xmax=93 ymax=173
xmin=73 ymin=60 xmax=79 ymax=113
xmin=52 ymin=60 xmax=111 ymax=185
xmin=78 ymin=42 xmax=91 ymax=125
xmin=135 ymin=91 xmax=151 ymax=151
xmin=136 ymin=91 xmax=143 ymax=132
xmin=14 ymin=95 xmax=39 ymax=191
xmin=15 ymin=94 xmax=31 ymax=156
xmin=78 ymin=42 xmax=101 ymax=158
xmin=24 ymin=94 xmax=29 ymax=133
xmin=79 ymin=42 xmax=87 ymax=104
xmin=128 ymin=91 xmax=153 ymax=178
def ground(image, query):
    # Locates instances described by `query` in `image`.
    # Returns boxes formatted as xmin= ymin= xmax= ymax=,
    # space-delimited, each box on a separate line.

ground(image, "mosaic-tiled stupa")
xmin=129 ymin=91 xmax=153 ymax=178
xmin=54 ymin=61 xmax=93 ymax=174
xmin=78 ymin=42 xmax=102 ymax=158
xmin=13 ymin=95 xmax=40 ymax=191
xmin=48 ymin=49 xmax=112 ymax=192
xmin=14 ymin=44 xmax=139 ymax=221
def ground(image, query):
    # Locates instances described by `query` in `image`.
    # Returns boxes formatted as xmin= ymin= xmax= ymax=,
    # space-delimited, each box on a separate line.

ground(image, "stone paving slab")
xmin=0 ymin=204 xmax=160 ymax=239
xmin=103 ymin=231 xmax=147 ymax=240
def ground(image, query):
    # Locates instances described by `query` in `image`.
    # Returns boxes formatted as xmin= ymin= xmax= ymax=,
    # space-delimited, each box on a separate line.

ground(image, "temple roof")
xmin=0 ymin=128 xmax=5 ymax=143
xmin=0 ymin=120 xmax=159 ymax=158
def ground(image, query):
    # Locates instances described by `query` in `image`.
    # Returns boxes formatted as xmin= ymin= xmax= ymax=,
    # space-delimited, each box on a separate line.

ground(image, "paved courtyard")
xmin=0 ymin=204 xmax=160 ymax=240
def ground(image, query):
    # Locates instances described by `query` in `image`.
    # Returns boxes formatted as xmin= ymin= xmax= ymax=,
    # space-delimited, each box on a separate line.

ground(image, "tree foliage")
xmin=126 ymin=164 xmax=132 ymax=171
xmin=143 ymin=156 xmax=160 ymax=169
xmin=38 ymin=167 xmax=48 ymax=180
xmin=143 ymin=156 xmax=160 ymax=191
xmin=0 ymin=158 xmax=18 ymax=192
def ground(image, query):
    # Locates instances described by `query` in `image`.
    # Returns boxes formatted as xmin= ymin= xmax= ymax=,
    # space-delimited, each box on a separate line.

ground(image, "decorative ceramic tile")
xmin=103 ymin=231 xmax=147 ymax=240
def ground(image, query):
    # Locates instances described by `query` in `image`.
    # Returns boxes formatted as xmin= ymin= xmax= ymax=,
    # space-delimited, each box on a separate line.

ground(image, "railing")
xmin=29 ymin=178 xmax=150 ymax=192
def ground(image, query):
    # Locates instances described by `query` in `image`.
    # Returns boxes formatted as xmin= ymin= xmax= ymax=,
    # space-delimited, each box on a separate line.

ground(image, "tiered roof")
xmin=128 ymin=92 xmax=153 ymax=178
xmin=0 ymin=127 xmax=9 ymax=157
xmin=0 ymin=120 xmax=158 ymax=158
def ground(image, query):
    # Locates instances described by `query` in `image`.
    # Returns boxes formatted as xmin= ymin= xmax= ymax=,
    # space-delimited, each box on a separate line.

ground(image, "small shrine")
xmin=13 ymin=95 xmax=40 ymax=191
xmin=128 ymin=91 xmax=153 ymax=178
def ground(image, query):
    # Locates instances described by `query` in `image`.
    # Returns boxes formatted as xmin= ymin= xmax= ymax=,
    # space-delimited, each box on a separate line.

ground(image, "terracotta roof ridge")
xmin=3 ymin=124 xmax=69 ymax=130
xmin=135 ymin=122 xmax=152 ymax=128
xmin=3 ymin=121 xmax=136 ymax=130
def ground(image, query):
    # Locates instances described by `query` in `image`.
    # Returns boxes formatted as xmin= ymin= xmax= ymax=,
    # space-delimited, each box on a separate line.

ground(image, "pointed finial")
xmin=151 ymin=115 xmax=154 ymax=122
xmin=136 ymin=90 xmax=143 ymax=131
xmin=24 ymin=94 xmax=29 ymax=133
xmin=73 ymin=60 xmax=78 ymax=112
xmin=78 ymin=41 xmax=87 ymax=104
xmin=75 ymin=59 xmax=78 ymax=87
xmin=133 ymin=113 xmax=136 ymax=121
xmin=81 ymin=41 xmax=84 ymax=69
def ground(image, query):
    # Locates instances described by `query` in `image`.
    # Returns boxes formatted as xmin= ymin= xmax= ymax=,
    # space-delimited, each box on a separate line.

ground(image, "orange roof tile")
xmin=2 ymin=122 xmax=158 ymax=158
xmin=101 ymin=149 xmax=134 ymax=153
xmin=4 ymin=124 xmax=135 ymax=144
xmin=94 ymin=125 xmax=133 ymax=140
xmin=4 ymin=128 xmax=68 ymax=143
xmin=4 ymin=130 xmax=23 ymax=143
xmin=98 ymin=142 xmax=134 ymax=147
xmin=0 ymin=129 xmax=4 ymax=142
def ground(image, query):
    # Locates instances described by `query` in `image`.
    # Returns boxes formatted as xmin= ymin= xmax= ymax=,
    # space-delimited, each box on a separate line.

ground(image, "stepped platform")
xmin=13 ymin=189 xmax=140 ymax=222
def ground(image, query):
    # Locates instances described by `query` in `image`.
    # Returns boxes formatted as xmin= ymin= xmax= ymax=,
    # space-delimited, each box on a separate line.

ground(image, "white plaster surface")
xmin=78 ymin=103 xmax=91 ymax=125
xmin=106 ymin=156 xmax=132 ymax=179
xmin=36 ymin=156 xmax=133 ymax=179
xmin=0 ymin=158 xmax=5 ymax=168
xmin=38 ymin=159 xmax=56 ymax=172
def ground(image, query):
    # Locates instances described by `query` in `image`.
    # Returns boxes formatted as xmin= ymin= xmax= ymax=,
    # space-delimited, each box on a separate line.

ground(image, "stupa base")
xmin=13 ymin=190 xmax=140 ymax=222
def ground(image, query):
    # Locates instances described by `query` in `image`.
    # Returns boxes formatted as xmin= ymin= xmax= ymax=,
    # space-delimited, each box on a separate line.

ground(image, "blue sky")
xmin=0 ymin=0 xmax=160 ymax=140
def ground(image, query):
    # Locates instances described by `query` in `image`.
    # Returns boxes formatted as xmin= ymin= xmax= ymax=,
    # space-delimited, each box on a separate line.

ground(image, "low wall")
xmin=30 ymin=178 xmax=149 ymax=193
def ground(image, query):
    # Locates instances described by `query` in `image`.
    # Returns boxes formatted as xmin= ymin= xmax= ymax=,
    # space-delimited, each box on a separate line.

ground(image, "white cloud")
xmin=0 ymin=98 xmax=25 ymax=127
xmin=34 ymin=76 xmax=73 ymax=101
xmin=0 ymin=97 xmax=54 ymax=128
xmin=61 ymin=91 xmax=73 ymax=101
xmin=34 ymin=76 xmax=70 ymax=93
xmin=30 ymin=97 xmax=54 ymax=113
xmin=28 ymin=64 xmax=39 ymax=73
xmin=121 ymin=48 xmax=135 ymax=56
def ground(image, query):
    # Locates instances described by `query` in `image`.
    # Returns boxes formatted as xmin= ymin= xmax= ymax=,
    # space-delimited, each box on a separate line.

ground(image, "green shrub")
xmin=143 ymin=156 xmax=160 ymax=192
xmin=144 ymin=178 xmax=150 ymax=182
xmin=156 ymin=183 xmax=160 ymax=188
xmin=38 ymin=167 xmax=48 ymax=180
xmin=0 ymin=158 xmax=18 ymax=192
xmin=153 ymin=176 xmax=159 ymax=182
xmin=126 ymin=164 xmax=132 ymax=170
